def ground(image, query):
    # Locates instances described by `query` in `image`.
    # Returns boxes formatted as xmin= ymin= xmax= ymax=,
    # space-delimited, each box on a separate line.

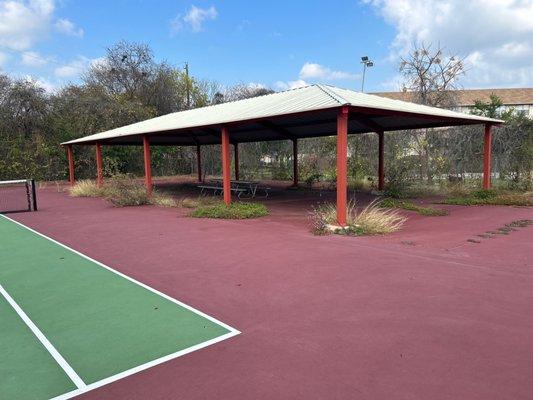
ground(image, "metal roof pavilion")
xmin=62 ymin=84 xmax=502 ymax=226
xmin=62 ymin=84 xmax=501 ymax=146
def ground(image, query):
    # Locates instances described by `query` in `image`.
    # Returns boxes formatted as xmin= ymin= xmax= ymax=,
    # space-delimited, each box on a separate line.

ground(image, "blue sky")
xmin=1 ymin=0 xmax=532 ymax=92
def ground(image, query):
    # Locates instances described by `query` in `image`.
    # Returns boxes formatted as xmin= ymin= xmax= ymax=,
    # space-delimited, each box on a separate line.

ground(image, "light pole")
xmin=360 ymin=56 xmax=374 ymax=92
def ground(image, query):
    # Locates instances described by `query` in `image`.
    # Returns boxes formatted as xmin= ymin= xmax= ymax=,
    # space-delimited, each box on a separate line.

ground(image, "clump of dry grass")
xmin=149 ymin=192 xmax=178 ymax=207
xmin=180 ymin=196 xmax=219 ymax=208
xmin=69 ymin=180 xmax=105 ymax=197
xmin=311 ymin=200 xmax=407 ymax=235
xmin=352 ymin=201 xmax=407 ymax=234
xmin=70 ymin=175 xmax=182 ymax=208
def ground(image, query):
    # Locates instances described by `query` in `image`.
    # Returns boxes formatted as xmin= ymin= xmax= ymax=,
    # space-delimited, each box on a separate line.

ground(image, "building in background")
xmin=375 ymin=88 xmax=533 ymax=118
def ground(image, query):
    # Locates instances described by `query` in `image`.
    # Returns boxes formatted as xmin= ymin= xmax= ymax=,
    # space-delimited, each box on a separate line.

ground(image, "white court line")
xmin=49 ymin=331 xmax=238 ymax=400
xmin=0 ymin=214 xmax=240 ymax=400
xmin=0 ymin=284 xmax=86 ymax=389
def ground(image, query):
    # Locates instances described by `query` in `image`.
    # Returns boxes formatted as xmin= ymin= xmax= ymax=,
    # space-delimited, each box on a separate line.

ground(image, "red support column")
xmin=234 ymin=143 xmax=240 ymax=180
xmin=66 ymin=145 xmax=75 ymax=185
xmin=221 ymin=127 xmax=231 ymax=205
xmin=95 ymin=142 xmax=103 ymax=187
xmin=378 ymin=131 xmax=384 ymax=191
xmin=336 ymin=106 xmax=349 ymax=226
xmin=483 ymin=124 xmax=493 ymax=189
xmin=196 ymin=144 xmax=202 ymax=182
xmin=292 ymin=139 xmax=299 ymax=186
xmin=143 ymin=135 xmax=153 ymax=196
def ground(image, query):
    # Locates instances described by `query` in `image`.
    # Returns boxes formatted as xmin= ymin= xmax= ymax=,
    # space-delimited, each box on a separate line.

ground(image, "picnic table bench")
xmin=198 ymin=180 xmax=271 ymax=199
xmin=197 ymin=184 xmax=247 ymax=198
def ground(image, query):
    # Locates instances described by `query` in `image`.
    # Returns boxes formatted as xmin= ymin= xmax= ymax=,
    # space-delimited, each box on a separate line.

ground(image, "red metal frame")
xmin=196 ymin=144 xmax=202 ymax=182
xmin=221 ymin=127 xmax=231 ymax=205
xmin=292 ymin=139 xmax=299 ymax=186
xmin=483 ymin=124 xmax=492 ymax=189
xmin=234 ymin=143 xmax=240 ymax=181
xmin=378 ymin=131 xmax=384 ymax=191
xmin=95 ymin=142 xmax=103 ymax=187
xmin=336 ymin=107 xmax=349 ymax=225
xmin=67 ymin=145 xmax=75 ymax=185
xmin=143 ymin=135 xmax=153 ymax=195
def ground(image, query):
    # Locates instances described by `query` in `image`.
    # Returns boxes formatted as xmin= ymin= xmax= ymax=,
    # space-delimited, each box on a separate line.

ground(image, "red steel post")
xmin=483 ymin=124 xmax=492 ymax=189
xmin=292 ymin=138 xmax=299 ymax=186
xmin=67 ymin=145 xmax=75 ymax=185
xmin=143 ymin=135 xmax=153 ymax=196
xmin=196 ymin=144 xmax=202 ymax=182
xmin=221 ymin=127 xmax=231 ymax=205
xmin=95 ymin=142 xmax=103 ymax=187
xmin=336 ymin=107 xmax=349 ymax=225
xmin=234 ymin=143 xmax=240 ymax=181
xmin=378 ymin=131 xmax=384 ymax=191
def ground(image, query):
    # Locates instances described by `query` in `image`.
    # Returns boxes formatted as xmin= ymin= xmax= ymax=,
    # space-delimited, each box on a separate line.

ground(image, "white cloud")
xmin=247 ymin=82 xmax=267 ymax=90
xmin=34 ymin=76 xmax=56 ymax=92
xmin=21 ymin=50 xmax=47 ymax=66
xmin=363 ymin=0 xmax=533 ymax=88
xmin=275 ymin=62 xmax=357 ymax=91
xmin=275 ymin=79 xmax=308 ymax=91
xmin=54 ymin=55 xmax=91 ymax=78
xmin=0 ymin=0 xmax=55 ymax=50
xmin=300 ymin=62 xmax=357 ymax=80
xmin=171 ymin=5 xmax=217 ymax=34
xmin=55 ymin=18 xmax=83 ymax=37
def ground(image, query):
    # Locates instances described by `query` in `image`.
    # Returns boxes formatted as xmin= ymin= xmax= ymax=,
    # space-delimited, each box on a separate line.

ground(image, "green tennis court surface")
xmin=0 ymin=215 xmax=239 ymax=400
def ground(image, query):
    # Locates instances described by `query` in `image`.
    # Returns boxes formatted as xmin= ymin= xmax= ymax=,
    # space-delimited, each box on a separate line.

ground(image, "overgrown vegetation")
xmin=379 ymin=198 xmax=448 ymax=216
xmin=1 ymin=41 xmax=531 ymax=195
xmin=440 ymin=189 xmax=533 ymax=206
xmin=103 ymin=175 xmax=150 ymax=206
xmin=69 ymin=174 xmax=177 ymax=208
xmin=191 ymin=202 xmax=268 ymax=219
xmin=69 ymin=180 xmax=106 ymax=198
xmin=310 ymin=201 xmax=407 ymax=236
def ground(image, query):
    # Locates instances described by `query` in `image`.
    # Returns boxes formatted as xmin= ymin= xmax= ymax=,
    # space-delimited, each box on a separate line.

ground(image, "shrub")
xmin=191 ymin=202 xmax=268 ymax=219
xmin=380 ymin=198 xmax=448 ymax=216
xmin=69 ymin=180 xmax=105 ymax=197
xmin=310 ymin=200 xmax=407 ymax=235
xmin=103 ymin=174 xmax=149 ymax=207
xmin=440 ymin=192 xmax=532 ymax=206
xmin=471 ymin=189 xmax=497 ymax=199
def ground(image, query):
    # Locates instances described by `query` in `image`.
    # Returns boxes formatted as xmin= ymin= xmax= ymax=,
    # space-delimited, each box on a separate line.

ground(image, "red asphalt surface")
xmin=9 ymin=184 xmax=533 ymax=400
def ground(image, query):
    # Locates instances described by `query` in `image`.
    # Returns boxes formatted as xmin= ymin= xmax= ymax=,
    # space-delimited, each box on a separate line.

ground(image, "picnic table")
xmin=197 ymin=179 xmax=271 ymax=198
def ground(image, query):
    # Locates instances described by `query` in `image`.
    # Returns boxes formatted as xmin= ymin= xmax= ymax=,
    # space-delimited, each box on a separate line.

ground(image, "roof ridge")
xmin=315 ymin=84 xmax=350 ymax=105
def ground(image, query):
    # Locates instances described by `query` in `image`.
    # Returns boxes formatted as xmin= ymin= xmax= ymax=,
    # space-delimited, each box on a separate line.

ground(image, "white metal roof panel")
xmin=62 ymin=84 xmax=502 ymax=145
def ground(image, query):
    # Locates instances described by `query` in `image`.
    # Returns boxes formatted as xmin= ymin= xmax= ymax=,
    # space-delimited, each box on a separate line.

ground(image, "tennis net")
xmin=0 ymin=179 xmax=38 ymax=214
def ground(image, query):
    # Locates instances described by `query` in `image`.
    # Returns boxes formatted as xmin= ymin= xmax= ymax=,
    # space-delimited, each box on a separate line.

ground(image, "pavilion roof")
xmin=62 ymin=84 xmax=502 ymax=146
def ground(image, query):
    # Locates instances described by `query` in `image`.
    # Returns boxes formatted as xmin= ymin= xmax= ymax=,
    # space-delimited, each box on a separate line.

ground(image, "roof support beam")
xmin=257 ymin=121 xmax=296 ymax=140
xmin=234 ymin=143 xmax=240 ymax=181
xmin=351 ymin=114 xmax=384 ymax=132
xmin=196 ymin=144 xmax=202 ymax=182
xmin=292 ymin=139 xmax=298 ymax=187
xmin=66 ymin=145 xmax=75 ymax=186
xmin=378 ymin=131 xmax=385 ymax=191
xmin=143 ymin=135 xmax=153 ymax=196
xmin=483 ymin=124 xmax=492 ymax=189
xmin=336 ymin=106 xmax=349 ymax=226
xmin=95 ymin=142 xmax=103 ymax=187
xmin=221 ymin=127 xmax=232 ymax=205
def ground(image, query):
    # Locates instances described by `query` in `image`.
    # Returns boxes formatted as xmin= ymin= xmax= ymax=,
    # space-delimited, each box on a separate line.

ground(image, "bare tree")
xmin=398 ymin=42 xmax=467 ymax=182
xmin=399 ymin=42 xmax=465 ymax=108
